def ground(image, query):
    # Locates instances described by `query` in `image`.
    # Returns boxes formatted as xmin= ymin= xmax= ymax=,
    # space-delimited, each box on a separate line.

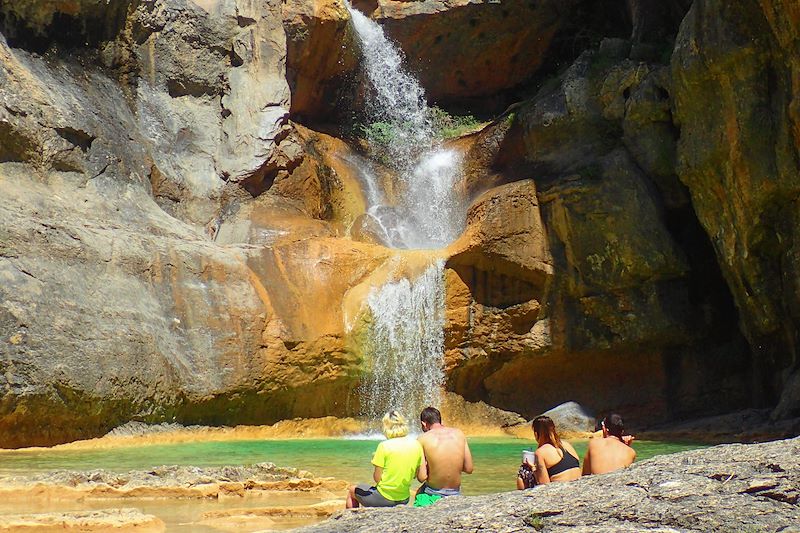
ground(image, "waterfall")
xmin=359 ymin=261 xmax=446 ymax=426
xmin=346 ymin=4 xmax=433 ymax=170
xmin=346 ymin=3 xmax=465 ymax=251
xmin=344 ymin=3 xmax=460 ymax=426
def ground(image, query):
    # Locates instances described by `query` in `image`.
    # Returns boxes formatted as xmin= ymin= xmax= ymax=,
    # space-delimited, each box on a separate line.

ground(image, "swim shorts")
xmin=354 ymin=484 xmax=408 ymax=507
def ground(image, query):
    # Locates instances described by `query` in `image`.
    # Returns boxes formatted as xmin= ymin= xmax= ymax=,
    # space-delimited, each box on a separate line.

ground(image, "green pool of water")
xmin=0 ymin=437 xmax=704 ymax=495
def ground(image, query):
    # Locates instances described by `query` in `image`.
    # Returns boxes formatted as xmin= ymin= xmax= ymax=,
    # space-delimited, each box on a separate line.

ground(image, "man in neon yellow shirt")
xmin=346 ymin=411 xmax=425 ymax=508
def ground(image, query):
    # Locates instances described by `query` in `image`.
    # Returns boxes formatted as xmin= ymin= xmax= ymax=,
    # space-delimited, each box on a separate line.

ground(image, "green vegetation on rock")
xmin=429 ymin=106 xmax=484 ymax=139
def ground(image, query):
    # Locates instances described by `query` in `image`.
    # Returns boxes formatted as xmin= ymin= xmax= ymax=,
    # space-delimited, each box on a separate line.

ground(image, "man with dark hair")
xmin=420 ymin=406 xmax=442 ymax=426
xmin=414 ymin=406 xmax=473 ymax=505
xmin=582 ymin=413 xmax=636 ymax=475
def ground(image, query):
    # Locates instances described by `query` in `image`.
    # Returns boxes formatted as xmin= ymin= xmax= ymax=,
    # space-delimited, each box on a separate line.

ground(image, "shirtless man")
xmin=582 ymin=413 xmax=636 ymax=475
xmin=416 ymin=407 xmax=473 ymax=497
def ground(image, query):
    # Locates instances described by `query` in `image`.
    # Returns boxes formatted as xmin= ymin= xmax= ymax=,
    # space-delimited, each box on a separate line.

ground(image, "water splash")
xmin=403 ymin=148 xmax=464 ymax=248
xmin=359 ymin=261 xmax=446 ymax=426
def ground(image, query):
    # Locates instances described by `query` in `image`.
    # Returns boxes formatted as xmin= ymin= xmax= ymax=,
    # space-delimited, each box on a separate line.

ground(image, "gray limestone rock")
xmin=540 ymin=401 xmax=596 ymax=433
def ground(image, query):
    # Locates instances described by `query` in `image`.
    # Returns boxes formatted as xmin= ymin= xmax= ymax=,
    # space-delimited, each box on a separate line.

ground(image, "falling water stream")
xmin=359 ymin=260 xmax=446 ymax=425
xmin=344 ymin=2 xmax=465 ymax=425
xmin=346 ymin=4 xmax=465 ymax=250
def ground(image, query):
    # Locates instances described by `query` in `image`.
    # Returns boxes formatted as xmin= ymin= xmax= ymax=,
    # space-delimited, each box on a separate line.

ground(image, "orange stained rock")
xmin=0 ymin=508 xmax=165 ymax=533
xmin=0 ymin=417 xmax=368 ymax=454
xmin=252 ymin=237 xmax=393 ymax=340
xmin=198 ymin=500 xmax=343 ymax=532
xmin=342 ymin=248 xmax=448 ymax=332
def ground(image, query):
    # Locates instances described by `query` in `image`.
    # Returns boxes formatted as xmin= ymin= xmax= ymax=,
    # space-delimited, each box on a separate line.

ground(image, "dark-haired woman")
xmin=516 ymin=415 xmax=581 ymax=489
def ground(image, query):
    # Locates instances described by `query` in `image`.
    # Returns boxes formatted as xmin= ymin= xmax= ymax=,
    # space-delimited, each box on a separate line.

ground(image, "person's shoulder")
xmin=534 ymin=443 xmax=553 ymax=456
xmin=412 ymin=437 xmax=424 ymax=454
xmin=406 ymin=435 xmax=423 ymax=447
xmin=373 ymin=439 xmax=388 ymax=457
xmin=395 ymin=435 xmax=420 ymax=450
xmin=449 ymin=426 xmax=466 ymax=438
xmin=586 ymin=437 xmax=603 ymax=450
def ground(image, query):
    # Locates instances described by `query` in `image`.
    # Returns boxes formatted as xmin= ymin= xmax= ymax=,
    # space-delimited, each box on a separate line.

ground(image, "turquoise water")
xmin=0 ymin=438 xmax=704 ymax=495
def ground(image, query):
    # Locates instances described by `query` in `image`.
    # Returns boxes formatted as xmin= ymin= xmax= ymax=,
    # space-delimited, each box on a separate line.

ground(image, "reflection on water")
xmin=0 ymin=438 xmax=705 ymax=531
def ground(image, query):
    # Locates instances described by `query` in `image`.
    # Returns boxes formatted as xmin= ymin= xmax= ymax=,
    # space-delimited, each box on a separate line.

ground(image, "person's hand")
xmin=622 ymin=435 xmax=635 ymax=446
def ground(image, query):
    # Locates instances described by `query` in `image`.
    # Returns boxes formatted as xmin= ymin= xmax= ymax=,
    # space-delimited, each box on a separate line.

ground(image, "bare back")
xmin=418 ymin=426 xmax=473 ymax=490
xmin=533 ymin=441 xmax=581 ymax=483
xmin=583 ymin=436 xmax=636 ymax=475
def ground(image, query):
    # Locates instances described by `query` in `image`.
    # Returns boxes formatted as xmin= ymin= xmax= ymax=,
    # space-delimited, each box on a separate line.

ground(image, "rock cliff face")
xmin=0 ymin=0 xmax=375 ymax=446
xmin=367 ymin=0 xmax=578 ymax=108
xmin=1 ymin=0 xmax=799 ymax=446
xmin=672 ymin=0 xmax=800 ymax=419
xmin=429 ymin=25 xmax=758 ymax=422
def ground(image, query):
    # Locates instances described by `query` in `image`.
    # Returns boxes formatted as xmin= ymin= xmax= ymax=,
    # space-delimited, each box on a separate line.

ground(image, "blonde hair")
xmin=382 ymin=410 xmax=409 ymax=439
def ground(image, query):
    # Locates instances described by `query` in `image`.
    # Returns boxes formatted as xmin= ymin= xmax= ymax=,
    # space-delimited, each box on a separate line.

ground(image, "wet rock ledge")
xmin=300 ymin=437 xmax=800 ymax=533
xmin=0 ymin=463 xmax=346 ymax=500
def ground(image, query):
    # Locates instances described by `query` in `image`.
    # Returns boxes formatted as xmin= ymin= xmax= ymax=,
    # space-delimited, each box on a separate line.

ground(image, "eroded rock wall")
xmin=0 ymin=0 xmax=382 ymax=447
xmin=2 ymin=0 xmax=800 ymax=447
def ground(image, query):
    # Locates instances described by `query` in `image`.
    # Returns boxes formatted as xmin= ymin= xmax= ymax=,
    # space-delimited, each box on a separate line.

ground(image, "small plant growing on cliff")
xmin=360 ymin=121 xmax=396 ymax=147
xmin=429 ymin=106 xmax=483 ymax=139
xmin=355 ymin=121 xmax=398 ymax=165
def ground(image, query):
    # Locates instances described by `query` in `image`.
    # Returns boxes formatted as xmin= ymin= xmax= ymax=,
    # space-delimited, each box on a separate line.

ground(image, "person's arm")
xmin=516 ymin=476 xmax=525 ymax=490
xmin=371 ymin=443 xmax=385 ymax=485
xmin=416 ymin=458 xmax=428 ymax=482
xmin=533 ymin=449 xmax=550 ymax=485
xmin=462 ymin=439 xmax=474 ymax=474
xmin=581 ymin=447 xmax=592 ymax=476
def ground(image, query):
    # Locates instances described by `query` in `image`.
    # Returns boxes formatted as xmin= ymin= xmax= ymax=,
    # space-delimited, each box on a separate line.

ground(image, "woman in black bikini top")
xmin=546 ymin=445 xmax=580 ymax=477
xmin=517 ymin=415 xmax=581 ymax=489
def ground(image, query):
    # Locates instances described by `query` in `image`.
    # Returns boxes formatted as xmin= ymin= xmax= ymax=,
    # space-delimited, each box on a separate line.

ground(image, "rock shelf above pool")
xmin=0 ymin=463 xmax=347 ymax=500
xmin=0 ymin=508 xmax=165 ymax=533
xmin=298 ymin=437 xmax=800 ymax=533
xmin=0 ymin=463 xmax=348 ymax=531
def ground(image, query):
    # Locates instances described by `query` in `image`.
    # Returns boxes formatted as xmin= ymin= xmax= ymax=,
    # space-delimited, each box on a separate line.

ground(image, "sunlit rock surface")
xmin=1 ymin=0 xmax=800 ymax=447
xmin=0 ymin=0 xmax=381 ymax=447
xmin=0 ymin=463 xmax=347 ymax=532
xmin=0 ymin=508 xmax=165 ymax=533
xmin=283 ymin=0 xmax=358 ymax=121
